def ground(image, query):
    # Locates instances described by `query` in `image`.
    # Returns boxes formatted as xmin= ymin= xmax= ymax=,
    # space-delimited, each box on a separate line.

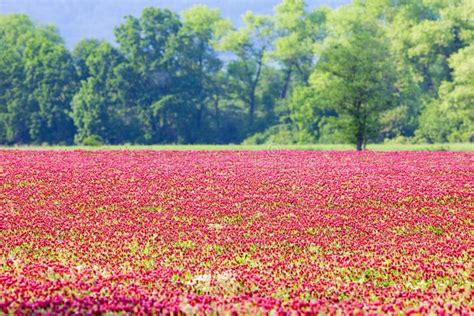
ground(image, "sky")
xmin=0 ymin=0 xmax=350 ymax=48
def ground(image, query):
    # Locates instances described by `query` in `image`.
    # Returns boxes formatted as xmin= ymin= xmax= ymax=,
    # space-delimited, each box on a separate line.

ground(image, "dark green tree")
xmin=71 ymin=42 xmax=130 ymax=144
xmin=114 ymin=8 xmax=182 ymax=143
xmin=0 ymin=42 xmax=28 ymax=144
xmin=0 ymin=14 xmax=77 ymax=145
xmin=23 ymin=36 xmax=78 ymax=144
xmin=151 ymin=5 xmax=226 ymax=143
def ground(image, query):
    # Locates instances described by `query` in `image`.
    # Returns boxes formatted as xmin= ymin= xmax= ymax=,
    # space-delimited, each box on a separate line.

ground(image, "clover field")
xmin=0 ymin=150 xmax=472 ymax=314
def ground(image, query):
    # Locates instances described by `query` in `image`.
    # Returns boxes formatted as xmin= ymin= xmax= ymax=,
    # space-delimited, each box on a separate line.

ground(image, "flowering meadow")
xmin=0 ymin=150 xmax=472 ymax=314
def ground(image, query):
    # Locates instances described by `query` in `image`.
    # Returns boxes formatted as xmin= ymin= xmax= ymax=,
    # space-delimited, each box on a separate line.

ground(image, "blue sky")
xmin=0 ymin=0 xmax=350 ymax=48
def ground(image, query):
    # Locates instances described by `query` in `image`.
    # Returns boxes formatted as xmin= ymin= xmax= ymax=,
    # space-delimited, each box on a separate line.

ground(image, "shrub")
xmin=82 ymin=135 xmax=103 ymax=146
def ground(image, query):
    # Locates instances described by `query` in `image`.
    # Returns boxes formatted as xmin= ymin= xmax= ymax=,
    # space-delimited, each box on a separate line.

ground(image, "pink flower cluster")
xmin=0 ymin=150 xmax=472 ymax=314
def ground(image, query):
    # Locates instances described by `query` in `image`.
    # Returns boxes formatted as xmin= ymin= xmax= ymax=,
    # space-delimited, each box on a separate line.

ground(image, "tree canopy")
xmin=0 ymin=0 xmax=472 ymax=149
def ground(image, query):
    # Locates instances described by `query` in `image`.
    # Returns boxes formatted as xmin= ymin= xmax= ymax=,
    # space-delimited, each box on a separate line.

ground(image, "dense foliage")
xmin=1 ymin=150 xmax=472 ymax=313
xmin=0 ymin=0 xmax=473 ymax=148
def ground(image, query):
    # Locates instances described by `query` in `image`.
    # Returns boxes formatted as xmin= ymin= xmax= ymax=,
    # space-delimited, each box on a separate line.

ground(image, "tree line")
xmin=0 ymin=0 xmax=472 ymax=149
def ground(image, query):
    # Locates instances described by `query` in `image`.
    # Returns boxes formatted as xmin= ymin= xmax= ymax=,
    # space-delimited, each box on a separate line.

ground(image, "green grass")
xmin=0 ymin=143 xmax=472 ymax=151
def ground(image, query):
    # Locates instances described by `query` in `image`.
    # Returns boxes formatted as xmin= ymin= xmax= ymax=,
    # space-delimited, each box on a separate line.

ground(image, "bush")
xmin=383 ymin=136 xmax=415 ymax=145
xmin=242 ymin=125 xmax=299 ymax=145
xmin=82 ymin=135 xmax=104 ymax=146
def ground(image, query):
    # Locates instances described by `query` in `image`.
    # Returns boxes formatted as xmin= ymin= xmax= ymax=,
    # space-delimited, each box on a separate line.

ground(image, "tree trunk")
xmin=248 ymin=51 xmax=264 ymax=128
xmin=249 ymin=95 xmax=255 ymax=126
xmin=356 ymin=123 xmax=364 ymax=151
xmin=213 ymin=96 xmax=220 ymax=130
xmin=194 ymin=103 xmax=203 ymax=144
xmin=354 ymin=99 xmax=365 ymax=151
xmin=280 ymin=67 xmax=292 ymax=99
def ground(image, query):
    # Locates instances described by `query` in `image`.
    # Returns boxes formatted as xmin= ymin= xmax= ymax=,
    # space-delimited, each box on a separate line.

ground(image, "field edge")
xmin=0 ymin=143 xmax=473 ymax=151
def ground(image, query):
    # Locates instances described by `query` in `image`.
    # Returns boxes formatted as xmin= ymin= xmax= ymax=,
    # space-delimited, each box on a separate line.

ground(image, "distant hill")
xmin=0 ymin=0 xmax=350 ymax=48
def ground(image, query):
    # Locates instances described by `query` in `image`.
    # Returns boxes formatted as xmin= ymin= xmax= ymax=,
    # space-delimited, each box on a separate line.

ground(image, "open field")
xmin=1 ymin=142 xmax=473 ymax=151
xmin=0 ymin=150 xmax=472 ymax=314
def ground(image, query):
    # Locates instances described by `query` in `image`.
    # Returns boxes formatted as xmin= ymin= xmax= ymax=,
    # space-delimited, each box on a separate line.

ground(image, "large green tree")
xmin=0 ymin=42 xmax=28 ymax=144
xmin=23 ymin=36 xmax=78 ymax=144
xmin=272 ymin=0 xmax=328 ymax=98
xmin=417 ymin=43 xmax=474 ymax=142
xmin=114 ymin=8 xmax=183 ymax=143
xmin=152 ymin=5 xmax=227 ymax=143
xmin=71 ymin=42 xmax=133 ymax=144
xmin=217 ymin=11 xmax=274 ymax=131
xmin=310 ymin=5 xmax=397 ymax=150
xmin=0 ymin=14 xmax=77 ymax=145
xmin=385 ymin=0 xmax=474 ymax=138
